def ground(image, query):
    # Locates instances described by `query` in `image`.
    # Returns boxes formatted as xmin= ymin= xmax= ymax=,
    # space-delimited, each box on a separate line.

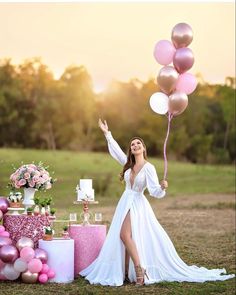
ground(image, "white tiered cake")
xmin=76 ymin=179 xmax=95 ymax=201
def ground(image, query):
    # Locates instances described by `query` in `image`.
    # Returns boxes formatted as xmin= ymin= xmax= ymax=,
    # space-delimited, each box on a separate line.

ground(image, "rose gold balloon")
xmin=173 ymin=48 xmax=194 ymax=74
xmin=168 ymin=91 xmax=188 ymax=116
xmin=21 ymin=270 xmax=38 ymax=283
xmin=16 ymin=237 xmax=34 ymax=251
xmin=0 ymin=245 xmax=19 ymax=263
xmin=171 ymin=22 xmax=193 ymax=49
xmin=157 ymin=66 xmax=179 ymax=95
xmin=0 ymin=197 xmax=9 ymax=214
xmin=34 ymin=248 xmax=48 ymax=264
xmin=0 ymin=237 xmax=12 ymax=248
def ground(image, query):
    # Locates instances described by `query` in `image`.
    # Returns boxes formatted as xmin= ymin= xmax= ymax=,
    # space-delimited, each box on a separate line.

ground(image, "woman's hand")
xmin=160 ymin=180 xmax=168 ymax=190
xmin=98 ymin=118 xmax=109 ymax=134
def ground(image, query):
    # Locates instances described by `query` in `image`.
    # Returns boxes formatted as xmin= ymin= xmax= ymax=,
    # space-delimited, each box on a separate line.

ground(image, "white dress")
xmin=79 ymin=132 xmax=235 ymax=286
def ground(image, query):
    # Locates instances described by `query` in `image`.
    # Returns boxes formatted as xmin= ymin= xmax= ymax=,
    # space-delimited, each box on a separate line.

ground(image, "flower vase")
xmin=23 ymin=188 xmax=35 ymax=213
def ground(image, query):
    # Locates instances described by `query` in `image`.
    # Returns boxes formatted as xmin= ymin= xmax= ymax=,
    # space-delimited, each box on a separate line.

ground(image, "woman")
xmin=80 ymin=119 xmax=234 ymax=286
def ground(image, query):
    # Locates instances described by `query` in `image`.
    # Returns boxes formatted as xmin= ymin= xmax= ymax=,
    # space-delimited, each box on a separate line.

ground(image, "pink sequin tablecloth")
xmin=3 ymin=215 xmax=50 ymax=247
xmin=69 ymin=224 xmax=106 ymax=275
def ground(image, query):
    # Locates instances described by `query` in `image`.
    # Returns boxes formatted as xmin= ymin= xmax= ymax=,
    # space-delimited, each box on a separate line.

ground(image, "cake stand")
xmin=73 ymin=199 xmax=99 ymax=226
xmin=7 ymin=207 xmax=25 ymax=215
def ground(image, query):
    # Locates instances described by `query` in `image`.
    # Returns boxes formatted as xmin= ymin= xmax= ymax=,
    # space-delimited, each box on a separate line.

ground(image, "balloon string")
xmin=163 ymin=112 xmax=173 ymax=180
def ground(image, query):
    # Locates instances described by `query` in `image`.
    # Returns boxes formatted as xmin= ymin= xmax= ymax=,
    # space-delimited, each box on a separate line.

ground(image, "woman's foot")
xmin=135 ymin=265 xmax=149 ymax=286
xmin=124 ymin=270 xmax=130 ymax=283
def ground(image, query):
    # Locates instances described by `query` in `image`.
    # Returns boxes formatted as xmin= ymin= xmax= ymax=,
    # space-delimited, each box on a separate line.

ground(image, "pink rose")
xmin=29 ymin=164 xmax=37 ymax=169
xmin=18 ymin=179 xmax=27 ymax=187
xmin=24 ymin=172 xmax=30 ymax=179
xmin=42 ymin=174 xmax=50 ymax=181
xmin=32 ymin=176 xmax=40 ymax=183
xmin=29 ymin=181 xmax=35 ymax=188
xmin=34 ymin=170 xmax=41 ymax=177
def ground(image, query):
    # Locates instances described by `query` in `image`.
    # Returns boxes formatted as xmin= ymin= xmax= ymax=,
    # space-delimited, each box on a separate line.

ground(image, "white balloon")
xmin=149 ymin=92 xmax=169 ymax=115
xmin=3 ymin=263 xmax=20 ymax=280
xmin=14 ymin=258 xmax=28 ymax=273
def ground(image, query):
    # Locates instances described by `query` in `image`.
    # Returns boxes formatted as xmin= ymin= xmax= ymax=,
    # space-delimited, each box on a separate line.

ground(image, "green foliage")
xmin=50 ymin=208 xmax=56 ymax=215
xmin=26 ymin=207 xmax=33 ymax=212
xmin=0 ymin=58 xmax=235 ymax=164
xmin=63 ymin=225 xmax=69 ymax=231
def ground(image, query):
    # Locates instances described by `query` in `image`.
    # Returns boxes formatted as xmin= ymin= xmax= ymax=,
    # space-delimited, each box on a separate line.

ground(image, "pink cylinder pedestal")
xmin=69 ymin=224 xmax=106 ymax=276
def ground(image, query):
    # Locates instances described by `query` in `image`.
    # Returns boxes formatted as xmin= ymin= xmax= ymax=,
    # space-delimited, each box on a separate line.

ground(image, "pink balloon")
xmin=176 ymin=73 xmax=197 ymax=94
xmin=0 ymin=210 xmax=3 ymax=221
xmin=28 ymin=258 xmax=43 ymax=273
xmin=171 ymin=23 xmax=193 ymax=48
xmin=38 ymin=273 xmax=48 ymax=284
xmin=0 ymin=231 xmax=10 ymax=238
xmin=20 ymin=247 xmax=35 ymax=262
xmin=0 ymin=237 xmax=12 ymax=248
xmin=173 ymin=47 xmax=194 ymax=74
xmin=0 ymin=245 xmax=19 ymax=263
xmin=0 ymin=197 xmax=9 ymax=214
xmin=0 ymin=271 xmax=6 ymax=280
xmin=40 ymin=263 xmax=50 ymax=274
xmin=47 ymin=269 xmax=55 ymax=279
xmin=0 ymin=226 xmax=5 ymax=233
xmin=154 ymin=40 xmax=176 ymax=65
xmin=0 ymin=259 xmax=5 ymax=269
xmin=34 ymin=248 xmax=48 ymax=264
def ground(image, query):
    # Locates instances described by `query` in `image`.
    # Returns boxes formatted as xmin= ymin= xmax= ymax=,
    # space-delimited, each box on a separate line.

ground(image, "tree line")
xmin=0 ymin=58 xmax=235 ymax=164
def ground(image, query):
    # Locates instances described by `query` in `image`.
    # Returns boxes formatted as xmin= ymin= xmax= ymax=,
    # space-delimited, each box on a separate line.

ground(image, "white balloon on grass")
xmin=149 ymin=92 xmax=169 ymax=115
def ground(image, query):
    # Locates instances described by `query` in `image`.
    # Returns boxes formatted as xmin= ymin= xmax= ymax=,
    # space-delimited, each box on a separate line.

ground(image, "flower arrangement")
xmin=9 ymin=162 xmax=56 ymax=191
xmin=8 ymin=192 xmax=23 ymax=203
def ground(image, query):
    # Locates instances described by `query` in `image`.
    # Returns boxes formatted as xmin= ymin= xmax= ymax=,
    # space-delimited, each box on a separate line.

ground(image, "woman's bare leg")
xmin=120 ymin=211 xmax=140 ymax=267
xmin=125 ymin=249 xmax=130 ymax=273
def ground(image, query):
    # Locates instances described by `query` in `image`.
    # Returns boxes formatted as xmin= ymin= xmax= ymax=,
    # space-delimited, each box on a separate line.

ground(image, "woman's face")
xmin=130 ymin=139 xmax=145 ymax=155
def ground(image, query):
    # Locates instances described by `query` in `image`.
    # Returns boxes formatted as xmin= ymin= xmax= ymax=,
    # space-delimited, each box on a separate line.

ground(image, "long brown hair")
xmin=120 ymin=137 xmax=147 ymax=181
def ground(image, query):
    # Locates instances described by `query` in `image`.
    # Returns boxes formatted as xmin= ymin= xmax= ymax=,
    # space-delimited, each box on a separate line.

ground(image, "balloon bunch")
xmin=150 ymin=23 xmax=197 ymax=180
xmin=0 ymin=234 xmax=55 ymax=283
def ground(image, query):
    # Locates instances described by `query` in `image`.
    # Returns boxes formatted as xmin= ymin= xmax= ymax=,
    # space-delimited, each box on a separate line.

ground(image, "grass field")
xmin=0 ymin=148 xmax=235 ymax=294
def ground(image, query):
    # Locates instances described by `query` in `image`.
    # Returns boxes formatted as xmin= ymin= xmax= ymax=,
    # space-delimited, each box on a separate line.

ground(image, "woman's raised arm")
xmin=99 ymin=119 xmax=127 ymax=165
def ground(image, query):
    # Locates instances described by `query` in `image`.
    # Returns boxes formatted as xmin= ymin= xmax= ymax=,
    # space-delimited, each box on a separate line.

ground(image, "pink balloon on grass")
xmin=153 ymin=40 xmax=176 ymax=65
xmin=0 ymin=197 xmax=9 ymax=214
xmin=28 ymin=258 xmax=43 ymax=273
xmin=20 ymin=247 xmax=35 ymax=262
xmin=176 ymin=72 xmax=197 ymax=94
xmin=0 ymin=237 xmax=12 ymax=248
xmin=14 ymin=258 xmax=28 ymax=273
xmin=47 ymin=269 xmax=55 ymax=279
xmin=0 ymin=225 xmax=5 ymax=233
xmin=34 ymin=248 xmax=48 ymax=264
xmin=38 ymin=273 xmax=48 ymax=284
xmin=40 ymin=263 xmax=50 ymax=274
xmin=0 ymin=245 xmax=19 ymax=263
xmin=0 ymin=231 xmax=10 ymax=238
xmin=3 ymin=263 xmax=20 ymax=280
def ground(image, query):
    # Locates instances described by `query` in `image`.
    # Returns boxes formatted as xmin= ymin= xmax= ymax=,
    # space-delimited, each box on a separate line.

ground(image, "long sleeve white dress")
xmin=79 ymin=132 xmax=235 ymax=286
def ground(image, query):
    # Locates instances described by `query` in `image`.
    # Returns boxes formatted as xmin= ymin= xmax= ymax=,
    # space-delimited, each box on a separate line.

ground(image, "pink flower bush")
xmin=9 ymin=163 xmax=55 ymax=191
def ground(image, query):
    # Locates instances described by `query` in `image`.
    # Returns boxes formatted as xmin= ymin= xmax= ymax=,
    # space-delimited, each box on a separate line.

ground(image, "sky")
xmin=0 ymin=2 xmax=235 ymax=92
